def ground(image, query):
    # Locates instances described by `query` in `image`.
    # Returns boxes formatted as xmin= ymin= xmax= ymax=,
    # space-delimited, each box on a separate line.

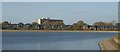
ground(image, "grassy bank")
xmin=99 ymin=35 xmax=119 ymax=51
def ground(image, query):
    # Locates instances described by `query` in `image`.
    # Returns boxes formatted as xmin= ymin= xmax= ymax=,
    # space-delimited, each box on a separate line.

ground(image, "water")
xmin=2 ymin=32 xmax=116 ymax=50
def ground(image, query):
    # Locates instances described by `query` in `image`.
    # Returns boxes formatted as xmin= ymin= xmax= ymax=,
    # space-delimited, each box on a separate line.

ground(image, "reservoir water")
xmin=2 ymin=32 xmax=117 ymax=50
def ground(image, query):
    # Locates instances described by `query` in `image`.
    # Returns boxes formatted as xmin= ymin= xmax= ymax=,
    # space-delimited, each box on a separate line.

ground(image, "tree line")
xmin=0 ymin=21 xmax=119 ymax=30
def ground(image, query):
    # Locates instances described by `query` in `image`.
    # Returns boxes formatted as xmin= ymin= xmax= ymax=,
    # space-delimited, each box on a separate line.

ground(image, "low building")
xmin=35 ymin=17 xmax=63 ymax=25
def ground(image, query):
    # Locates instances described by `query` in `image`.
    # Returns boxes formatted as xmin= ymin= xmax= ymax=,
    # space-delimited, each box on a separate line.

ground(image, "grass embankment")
xmin=99 ymin=35 xmax=119 ymax=52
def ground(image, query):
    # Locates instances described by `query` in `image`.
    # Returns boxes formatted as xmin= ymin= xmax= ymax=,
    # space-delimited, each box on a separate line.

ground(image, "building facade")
xmin=35 ymin=17 xmax=63 ymax=25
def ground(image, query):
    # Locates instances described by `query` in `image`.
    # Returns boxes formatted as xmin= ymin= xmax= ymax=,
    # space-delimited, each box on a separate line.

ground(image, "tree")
xmin=116 ymin=23 xmax=120 ymax=26
xmin=32 ymin=22 xmax=38 ymax=25
xmin=2 ymin=21 xmax=10 ymax=29
xmin=93 ymin=22 xmax=105 ymax=26
xmin=18 ymin=22 xmax=24 ymax=30
xmin=18 ymin=22 xmax=24 ymax=27
xmin=23 ymin=23 xmax=31 ymax=30
xmin=72 ymin=21 xmax=86 ymax=30
xmin=0 ymin=23 xmax=2 ymax=30
xmin=94 ymin=22 xmax=113 ymax=26
xmin=31 ymin=22 xmax=39 ymax=30
xmin=76 ymin=21 xmax=85 ymax=26
xmin=104 ymin=22 xmax=113 ymax=26
xmin=2 ymin=21 xmax=9 ymax=25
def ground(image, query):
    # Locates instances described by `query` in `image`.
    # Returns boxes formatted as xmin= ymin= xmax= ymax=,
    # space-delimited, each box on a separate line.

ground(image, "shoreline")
xmin=98 ymin=40 xmax=104 ymax=50
xmin=0 ymin=30 xmax=118 ymax=33
xmin=98 ymin=36 xmax=119 ymax=51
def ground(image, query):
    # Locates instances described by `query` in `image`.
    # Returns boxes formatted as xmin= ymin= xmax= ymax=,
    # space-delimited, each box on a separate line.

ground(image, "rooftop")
xmin=41 ymin=17 xmax=63 ymax=21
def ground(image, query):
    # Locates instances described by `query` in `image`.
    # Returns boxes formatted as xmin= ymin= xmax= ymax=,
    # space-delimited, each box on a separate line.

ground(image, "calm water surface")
xmin=2 ymin=32 xmax=117 ymax=50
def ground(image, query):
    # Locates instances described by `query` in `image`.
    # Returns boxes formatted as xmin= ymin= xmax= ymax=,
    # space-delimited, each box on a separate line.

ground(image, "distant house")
xmin=83 ymin=25 xmax=97 ymax=30
xmin=64 ymin=25 xmax=73 ymax=30
xmin=47 ymin=25 xmax=63 ymax=30
xmin=24 ymin=24 xmax=32 ymax=28
xmin=40 ymin=25 xmax=73 ymax=30
xmin=83 ymin=25 xmax=90 ymax=30
xmin=8 ymin=24 xmax=18 ymax=30
xmin=83 ymin=25 xmax=118 ymax=30
xmin=96 ymin=25 xmax=117 ymax=30
xmin=37 ymin=24 xmax=44 ymax=30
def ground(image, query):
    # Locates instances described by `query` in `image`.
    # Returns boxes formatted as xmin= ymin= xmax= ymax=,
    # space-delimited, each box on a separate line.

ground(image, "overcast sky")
xmin=2 ymin=2 xmax=118 ymax=25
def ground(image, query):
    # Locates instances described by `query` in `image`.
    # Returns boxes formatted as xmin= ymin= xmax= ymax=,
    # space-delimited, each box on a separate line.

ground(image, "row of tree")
xmin=1 ymin=21 xmax=39 ymax=30
xmin=0 ymin=21 xmax=119 ymax=30
xmin=0 ymin=21 xmax=65 ymax=30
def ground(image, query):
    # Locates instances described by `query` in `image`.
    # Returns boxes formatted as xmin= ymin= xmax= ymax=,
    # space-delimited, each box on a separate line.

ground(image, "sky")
xmin=1 ymin=0 xmax=119 ymax=2
xmin=0 ymin=3 xmax=1 ymax=22
xmin=2 ymin=2 xmax=118 ymax=25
